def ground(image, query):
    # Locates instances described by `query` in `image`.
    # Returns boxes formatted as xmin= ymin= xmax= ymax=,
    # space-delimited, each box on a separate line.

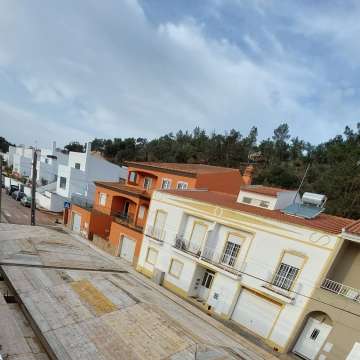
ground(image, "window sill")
xmin=261 ymin=284 xmax=295 ymax=304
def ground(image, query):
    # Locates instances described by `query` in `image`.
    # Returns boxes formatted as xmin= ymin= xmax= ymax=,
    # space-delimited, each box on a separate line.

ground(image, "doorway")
xmin=293 ymin=315 xmax=332 ymax=360
xmin=198 ymin=269 xmax=215 ymax=301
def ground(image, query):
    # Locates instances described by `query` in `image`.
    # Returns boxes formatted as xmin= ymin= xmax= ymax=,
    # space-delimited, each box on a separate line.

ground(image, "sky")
xmin=0 ymin=0 xmax=359 ymax=148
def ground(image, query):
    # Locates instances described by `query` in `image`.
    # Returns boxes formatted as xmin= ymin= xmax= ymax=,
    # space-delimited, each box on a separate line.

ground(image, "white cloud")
xmin=0 ymin=0 xmax=359 ymax=147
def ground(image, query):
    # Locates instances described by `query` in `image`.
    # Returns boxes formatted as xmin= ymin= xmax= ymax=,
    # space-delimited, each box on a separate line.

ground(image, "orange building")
xmin=67 ymin=162 xmax=253 ymax=266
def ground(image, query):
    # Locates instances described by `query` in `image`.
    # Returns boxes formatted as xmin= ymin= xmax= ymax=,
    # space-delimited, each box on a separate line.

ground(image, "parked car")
xmin=6 ymin=185 xmax=19 ymax=195
xmin=20 ymin=195 xmax=31 ymax=207
xmin=12 ymin=191 xmax=25 ymax=201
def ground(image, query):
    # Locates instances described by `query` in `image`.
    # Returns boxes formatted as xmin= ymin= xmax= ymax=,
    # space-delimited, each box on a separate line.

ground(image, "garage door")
xmin=231 ymin=289 xmax=281 ymax=338
xmin=120 ymin=236 xmax=136 ymax=263
xmin=72 ymin=212 xmax=81 ymax=233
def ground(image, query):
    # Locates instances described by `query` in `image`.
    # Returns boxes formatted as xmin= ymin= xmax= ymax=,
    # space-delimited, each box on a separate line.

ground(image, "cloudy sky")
xmin=0 ymin=0 xmax=359 ymax=148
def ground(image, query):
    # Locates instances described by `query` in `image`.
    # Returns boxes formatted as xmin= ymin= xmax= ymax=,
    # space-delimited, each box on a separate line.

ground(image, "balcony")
xmin=113 ymin=212 xmax=143 ymax=232
xmin=71 ymin=194 xmax=92 ymax=210
xmin=173 ymin=235 xmax=201 ymax=257
xmin=200 ymin=247 xmax=242 ymax=276
xmin=321 ymin=278 xmax=360 ymax=303
xmin=145 ymin=225 xmax=166 ymax=244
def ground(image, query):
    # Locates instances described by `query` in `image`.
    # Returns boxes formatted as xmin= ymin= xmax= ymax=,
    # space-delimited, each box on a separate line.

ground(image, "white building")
xmin=35 ymin=141 xmax=69 ymax=185
xmin=12 ymin=146 xmax=38 ymax=177
xmin=36 ymin=142 xmax=127 ymax=212
xmin=137 ymin=185 xmax=353 ymax=357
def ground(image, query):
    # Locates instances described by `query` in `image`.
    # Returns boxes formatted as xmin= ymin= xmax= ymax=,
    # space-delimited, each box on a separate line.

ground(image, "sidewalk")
xmin=65 ymin=228 xmax=280 ymax=360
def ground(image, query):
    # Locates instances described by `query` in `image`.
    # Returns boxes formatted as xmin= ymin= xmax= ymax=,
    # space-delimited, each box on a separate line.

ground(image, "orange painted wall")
xmin=127 ymin=166 xmax=197 ymax=191
xmin=68 ymin=205 xmax=92 ymax=237
xmin=109 ymin=221 xmax=143 ymax=265
xmin=91 ymin=210 xmax=113 ymax=239
xmin=196 ymin=171 xmax=244 ymax=194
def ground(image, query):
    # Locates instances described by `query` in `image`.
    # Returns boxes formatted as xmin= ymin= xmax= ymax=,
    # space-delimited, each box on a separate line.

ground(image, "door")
xmin=293 ymin=317 xmax=332 ymax=360
xmin=123 ymin=201 xmax=130 ymax=216
xmin=72 ymin=212 xmax=81 ymax=233
xmin=231 ymin=289 xmax=281 ymax=338
xmin=198 ymin=269 xmax=215 ymax=301
xmin=120 ymin=236 xmax=136 ymax=263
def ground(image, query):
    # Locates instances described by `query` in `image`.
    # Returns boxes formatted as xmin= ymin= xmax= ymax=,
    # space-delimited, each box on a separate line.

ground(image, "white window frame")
xmin=221 ymin=241 xmax=241 ymax=267
xmin=146 ymin=247 xmax=158 ymax=265
xmin=99 ymin=192 xmax=107 ymax=206
xmin=59 ymin=176 xmax=67 ymax=189
xmin=272 ymin=263 xmax=300 ymax=290
xmin=129 ymin=171 xmax=137 ymax=183
xmin=177 ymin=181 xmax=188 ymax=190
xmin=161 ymin=178 xmax=172 ymax=190
xmin=74 ymin=162 xmax=81 ymax=170
xmin=138 ymin=205 xmax=146 ymax=220
xmin=168 ymin=259 xmax=184 ymax=278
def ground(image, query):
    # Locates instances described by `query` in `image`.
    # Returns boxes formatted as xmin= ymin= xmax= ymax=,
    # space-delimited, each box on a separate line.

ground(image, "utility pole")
xmin=0 ymin=154 xmax=2 ymax=223
xmin=31 ymin=150 xmax=37 ymax=226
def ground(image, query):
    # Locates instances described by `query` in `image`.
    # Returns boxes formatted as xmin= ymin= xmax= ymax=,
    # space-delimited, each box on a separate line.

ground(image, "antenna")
xmin=293 ymin=162 xmax=311 ymax=203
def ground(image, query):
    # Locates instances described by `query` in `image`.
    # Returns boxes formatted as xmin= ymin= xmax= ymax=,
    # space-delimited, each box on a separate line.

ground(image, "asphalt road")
xmin=0 ymin=188 xmax=62 ymax=225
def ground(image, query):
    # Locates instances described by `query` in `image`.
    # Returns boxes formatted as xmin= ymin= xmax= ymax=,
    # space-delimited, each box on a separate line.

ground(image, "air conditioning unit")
xmin=302 ymin=192 xmax=327 ymax=207
xmin=152 ymin=268 xmax=165 ymax=285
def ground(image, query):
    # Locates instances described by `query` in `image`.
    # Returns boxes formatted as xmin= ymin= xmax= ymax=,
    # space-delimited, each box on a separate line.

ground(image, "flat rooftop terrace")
xmin=0 ymin=224 xmax=276 ymax=360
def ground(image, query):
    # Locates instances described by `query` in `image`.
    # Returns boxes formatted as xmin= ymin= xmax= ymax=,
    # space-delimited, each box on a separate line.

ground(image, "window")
xmin=177 ymin=181 xmax=188 ymax=190
xmin=260 ymin=200 xmax=270 ymax=208
xmin=169 ymin=259 xmax=183 ymax=278
xmin=146 ymin=247 xmax=158 ymax=265
xmin=45 ymin=158 xmax=49 ymax=164
xmin=152 ymin=210 xmax=167 ymax=240
xmin=242 ymin=196 xmax=252 ymax=204
xmin=189 ymin=222 xmax=207 ymax=253
xmin=161 ymin=178 xmax=172 ymax=190
xmin=129 ymin=171 xmax=137 ymax=183
xmin=138 ymin=205 xmax=146 ymax=220
xmin=221 ymin=234 xmax=242 ymax=266
xmin=99 ymin=192 xmax=107 ymax=206
xmin=310 ymin=329 xmax=320 ymax=340
xmin=202 ymin=270 xmax=215 ymax=288
xmin=74 ymin=162 xmax=81 ymax=169
xmin=272 ymin=252 xmax=304 ymax=290
xmin=144 ymin=177 xmax=152 ymax=190
xmin=59 ymin=176 xmax=67 ymax=189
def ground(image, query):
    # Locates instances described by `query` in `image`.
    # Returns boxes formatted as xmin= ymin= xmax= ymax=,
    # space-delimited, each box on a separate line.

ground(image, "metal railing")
xmin=145 ymin=225 xmax=166 ymax=243
xmin=200 ymin=247 xmax=241 ymax=276
xmin=71 ymin=194 xmax=92 ymax=210
xmin=173 ymin=235 xmax=201 ymax=257
xmin=113 ymin=212 xmax=143 ymax=232
xmin=321 ymin=278 xmax=360 ymax=303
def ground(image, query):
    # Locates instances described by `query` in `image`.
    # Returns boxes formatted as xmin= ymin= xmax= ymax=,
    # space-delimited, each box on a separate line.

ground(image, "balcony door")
xmin=293 ymin=317 xmax=332 ymax=360
xmin=123 ymin=201 xmax=130 ymax=216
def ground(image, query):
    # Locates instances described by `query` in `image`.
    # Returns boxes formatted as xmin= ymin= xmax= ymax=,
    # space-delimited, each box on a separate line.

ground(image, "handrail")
xmin=145 ymin=225 xmax=166 ymax=243
xmin=321 ymin=278 xmax=360 ymax=303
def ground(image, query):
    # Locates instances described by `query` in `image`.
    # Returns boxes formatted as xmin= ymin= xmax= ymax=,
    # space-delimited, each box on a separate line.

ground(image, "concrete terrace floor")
xmin=0 ymin=224 xmax=278 ymax=360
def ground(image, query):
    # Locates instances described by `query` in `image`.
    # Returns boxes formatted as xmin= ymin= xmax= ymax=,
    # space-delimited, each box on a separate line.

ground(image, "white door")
xmin=198 ymin=269 xmax=215 ymax=301
xmin=347 ymin=343 xmax=360 ymax=360
xmin=293 ymin=317 xmax=332 ymax=360
xmin=120 ymin=236 xmax=136 ymax=263
xmin=231 ymin=289 xmax=281 ymax=338
xmin=72 ymin=213 xmax=81 ymax=233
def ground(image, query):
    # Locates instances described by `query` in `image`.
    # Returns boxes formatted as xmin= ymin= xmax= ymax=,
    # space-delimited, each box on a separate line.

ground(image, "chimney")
xmin=86 ymin=141 xmax=92 ymax=155
xmin=52 ymin=141 xmax=57 ymax=153
xmin=243 ymin=165 xmax=254 ymax=186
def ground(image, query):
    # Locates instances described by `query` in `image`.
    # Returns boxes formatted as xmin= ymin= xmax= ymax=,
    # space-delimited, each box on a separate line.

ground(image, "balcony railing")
xmin=173 ymin=235 xmax=201 ymax=257
xmin=200 ymin=247 xmax=241 ymax=276
xmin=113 ymin=212 xmax=143 ymax=232
xmin=321 ymin=278 xmax=360 ymax=303
xmin=71 ymin=194 xmax=92 ymax=210
xmin=145 ymin=225 xmax=166 ymax=243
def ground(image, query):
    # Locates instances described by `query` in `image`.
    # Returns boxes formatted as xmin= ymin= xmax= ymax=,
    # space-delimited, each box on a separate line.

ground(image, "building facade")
xmin=137 ymin=185 xmax=354 ymax=358
xmin=67 ymin=162 xmax=252 ymax=267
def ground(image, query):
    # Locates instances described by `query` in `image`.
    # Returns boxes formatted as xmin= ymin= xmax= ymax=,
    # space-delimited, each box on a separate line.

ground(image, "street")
xmin=0 ymin=188 xmax=62 ymax=225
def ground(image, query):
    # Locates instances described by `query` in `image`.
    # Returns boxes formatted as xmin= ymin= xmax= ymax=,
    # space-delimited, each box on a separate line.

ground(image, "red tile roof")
xmin=163 ymin=189 xmax=353 ymax=234
xmin=126 ymin=162 xmax=240 ymax=176
xmin=344 ymin=219 xmax=360 ymax=236
xmin=241 ymin=185 xmax=294 ymax=197
xmin=95 ymin=181 xmax=150 ymax=199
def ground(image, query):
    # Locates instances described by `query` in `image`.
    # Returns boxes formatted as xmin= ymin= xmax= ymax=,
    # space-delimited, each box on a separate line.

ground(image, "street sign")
xmin=64 ymin=201 xmax=71 ymax=209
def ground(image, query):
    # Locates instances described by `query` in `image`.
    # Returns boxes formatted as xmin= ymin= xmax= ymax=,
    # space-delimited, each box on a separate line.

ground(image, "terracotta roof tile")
xmin=163 ymin=189 xmax=353 ymax=234
xmin=241 ymin=185 xmax=294 ymax=197
xmin=345 ymin=219 xmax=360 ymax=235
xmin=126 ymin=162 xmax=240 ymax=175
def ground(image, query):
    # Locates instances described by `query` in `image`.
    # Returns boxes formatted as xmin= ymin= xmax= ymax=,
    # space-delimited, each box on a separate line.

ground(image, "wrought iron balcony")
xmin=321 ymin=278 xmax=360 ymax=303
xmin=145 ymin=225 xmax=166 ymax=243
xmin=173 ymin=235 xmax=201 ymax=257
xmin=200 ymin=247 xmax=241 ymax=276
xmin=113 ymin=212 xmax=143 ymax=232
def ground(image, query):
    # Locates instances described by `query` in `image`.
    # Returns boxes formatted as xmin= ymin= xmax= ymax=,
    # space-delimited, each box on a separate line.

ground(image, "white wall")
xmin=139 ymin=191 xmax=340 ymax=349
